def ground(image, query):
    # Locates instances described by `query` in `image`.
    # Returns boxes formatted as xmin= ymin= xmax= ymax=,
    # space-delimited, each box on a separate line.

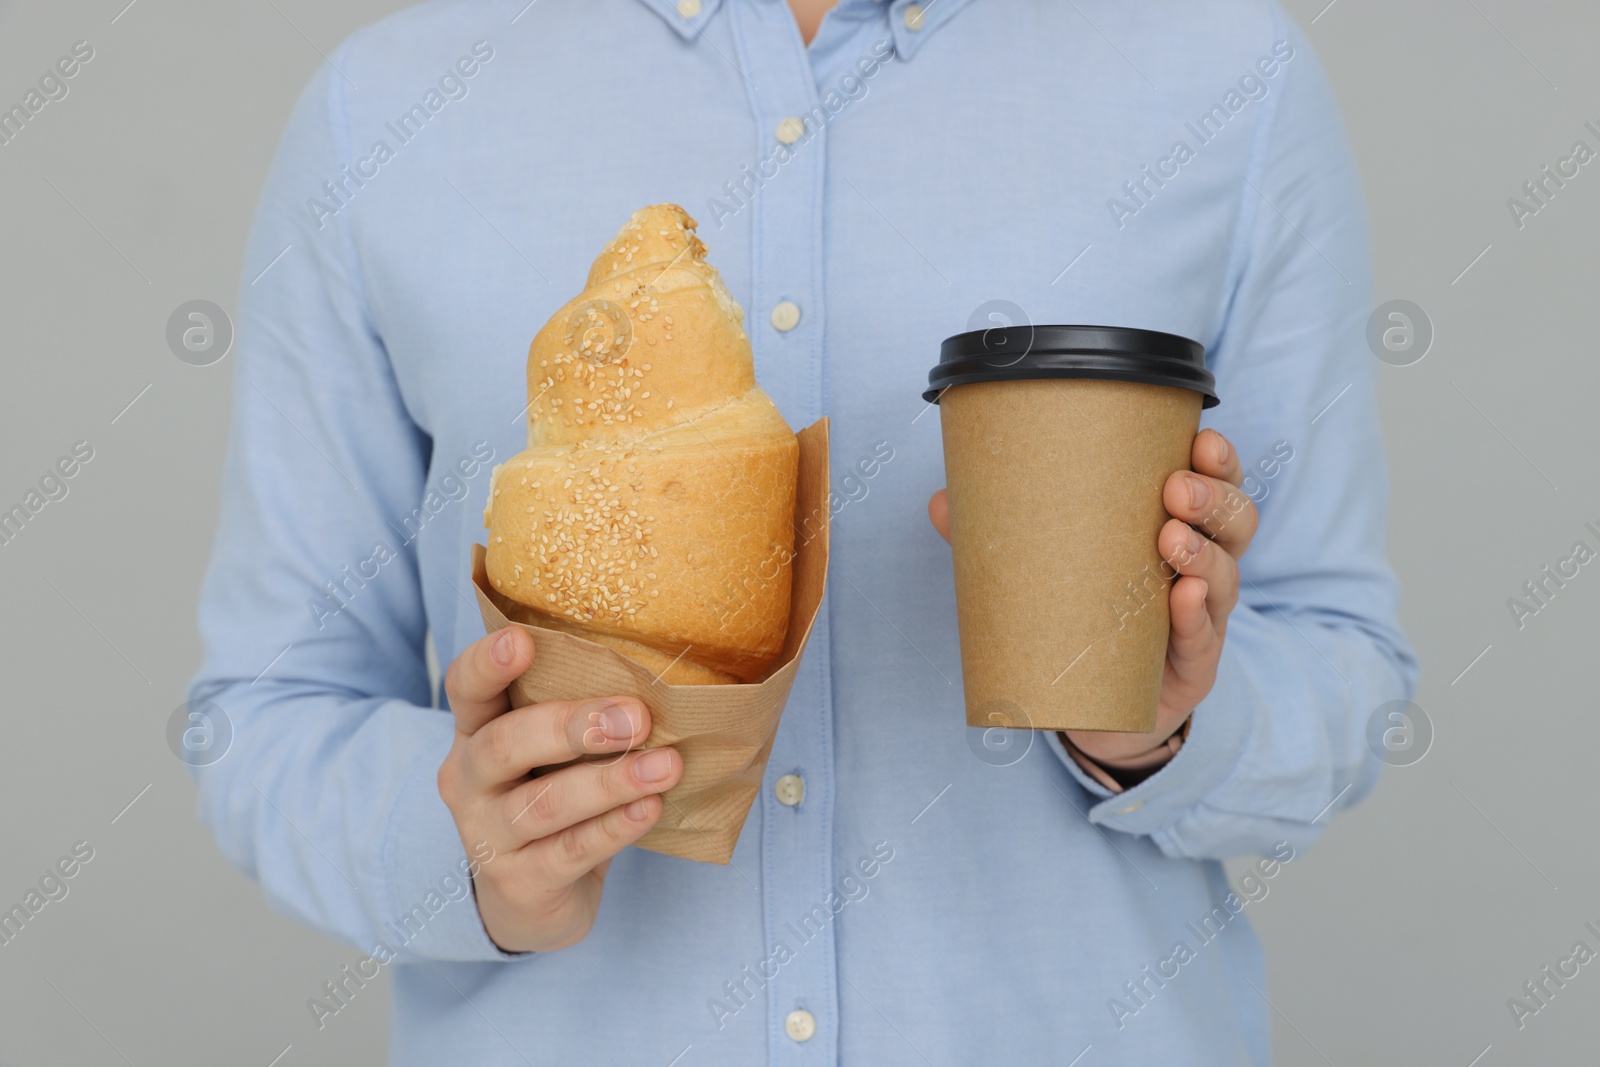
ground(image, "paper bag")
xmin=471 ymin=418 xmax=830 ymax=863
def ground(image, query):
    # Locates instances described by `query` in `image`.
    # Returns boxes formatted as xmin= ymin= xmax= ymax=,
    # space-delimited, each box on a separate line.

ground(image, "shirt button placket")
xmin=724 ymin=3 xmax=837 ymax=1065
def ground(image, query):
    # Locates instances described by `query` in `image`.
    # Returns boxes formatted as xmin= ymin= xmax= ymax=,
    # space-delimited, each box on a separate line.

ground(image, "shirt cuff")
xmin=1045 ymin=641 xmax=1256 ymax=840
xmin=380 ymin=704 xmax=527 ymax=963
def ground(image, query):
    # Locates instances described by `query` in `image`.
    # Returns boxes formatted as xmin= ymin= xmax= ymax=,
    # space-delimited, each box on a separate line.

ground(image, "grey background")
xmin=0 ymin=1 xmax=1594 ymax=1064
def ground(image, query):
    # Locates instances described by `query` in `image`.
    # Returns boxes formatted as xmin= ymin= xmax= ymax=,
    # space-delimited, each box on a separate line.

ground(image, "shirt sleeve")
xmin=1048 ymin=9 xmax=1420 ymax=860
xmin=184 ymin=54 xmax=517 ymax=963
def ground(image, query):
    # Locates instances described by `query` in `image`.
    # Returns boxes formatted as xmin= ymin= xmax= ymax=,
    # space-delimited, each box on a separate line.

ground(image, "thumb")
xmin=928 ymin=488 xmax=951 ymax=544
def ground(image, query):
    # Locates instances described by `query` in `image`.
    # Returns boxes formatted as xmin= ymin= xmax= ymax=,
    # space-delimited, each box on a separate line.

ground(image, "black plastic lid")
xmin=924 ymin=324 xmax=1219 ymax=407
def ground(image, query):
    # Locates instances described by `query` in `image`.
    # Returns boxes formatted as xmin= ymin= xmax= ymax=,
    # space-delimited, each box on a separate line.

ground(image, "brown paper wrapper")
xmin=941 ymin=380 xmax=1201 ymax=733
xmin=471 ymin=418 xmax=830 ymax=863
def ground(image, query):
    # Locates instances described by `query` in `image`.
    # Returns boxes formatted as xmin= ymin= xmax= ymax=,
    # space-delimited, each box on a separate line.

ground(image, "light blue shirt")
xmin=187 ymin=0 xmax=1418 ymax=1063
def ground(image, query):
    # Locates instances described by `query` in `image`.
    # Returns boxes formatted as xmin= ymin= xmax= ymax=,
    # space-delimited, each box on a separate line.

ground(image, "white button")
xmin=903 ymin=3 xmax=925 ymax=30
xmin=776 ymin=116 xmax=806 ymax=145
xmin=774 ymin=773 xmax=805 ymax=807
xmin=770 ymin=301 xmax=801 ymax=332
xmin=1116 ymin=800 xmax=1144 ymax=814
xmin=676 ymin=0 xmax=701 ymax=17
xmin=785 ymin=1009 xmax=817 ymax=1042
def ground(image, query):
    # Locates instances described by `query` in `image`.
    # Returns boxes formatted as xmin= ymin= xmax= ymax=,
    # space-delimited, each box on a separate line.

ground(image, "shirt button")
xmin=785 ymin=1009 xmax=817 ymax=1042
xmin=676 ymin=0 xmax=701 ymax=17
xmin=770 ymin=301 xmax=801 ymax=332
xmin=775 ymin=117 xmax=806 ymax=145
xmin=903 ymin=3 xmax=925 ymax=30
xmin=774 ymin=773 xmax=805 ymax=807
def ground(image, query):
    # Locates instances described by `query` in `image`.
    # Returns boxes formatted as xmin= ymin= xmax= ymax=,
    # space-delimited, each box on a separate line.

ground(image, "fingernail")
xmin=1186 ymin=474 xmax=1211 ymax=510
xmin=1186 ymin=526 xmax=1204 ymax=555
xmin=634 ymin=749 xmax=675 ymax=784
xmin=598 ymin=702 xmax=641 ymax=741
xmin=624 ymin=798 xmax=650 ymax=821
xmin=493 ymin=629 xmax=516 ymax=665
xmin=1214 ymin=433 xmax=1230 ymax=465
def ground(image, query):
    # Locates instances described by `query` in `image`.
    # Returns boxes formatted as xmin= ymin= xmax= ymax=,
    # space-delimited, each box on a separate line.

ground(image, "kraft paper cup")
xmin=926 ymin=326 xmax=1218 ymax=733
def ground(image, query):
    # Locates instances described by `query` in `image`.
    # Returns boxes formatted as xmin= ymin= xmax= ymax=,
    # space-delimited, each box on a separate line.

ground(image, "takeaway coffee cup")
xmin=926 ymin=324 xmax=1219 ymax=733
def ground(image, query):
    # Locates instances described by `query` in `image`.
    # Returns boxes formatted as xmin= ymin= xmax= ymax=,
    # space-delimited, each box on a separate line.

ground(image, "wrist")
xmin=1059 ymin=717 xmax=1191 ymax=790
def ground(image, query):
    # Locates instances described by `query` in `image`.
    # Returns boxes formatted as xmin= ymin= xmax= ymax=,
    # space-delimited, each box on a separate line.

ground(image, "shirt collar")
xmin=635 ymin=0 xmax=973 ymax=58
xmin=635 ymin=0 xmax=728 ymax=40
xmin=883 ymin=0 xmax=975 ymax=61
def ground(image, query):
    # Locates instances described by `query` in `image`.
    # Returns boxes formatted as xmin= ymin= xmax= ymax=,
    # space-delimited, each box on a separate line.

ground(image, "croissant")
xmin=484 ymin=204 xmax=799 ymax=685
